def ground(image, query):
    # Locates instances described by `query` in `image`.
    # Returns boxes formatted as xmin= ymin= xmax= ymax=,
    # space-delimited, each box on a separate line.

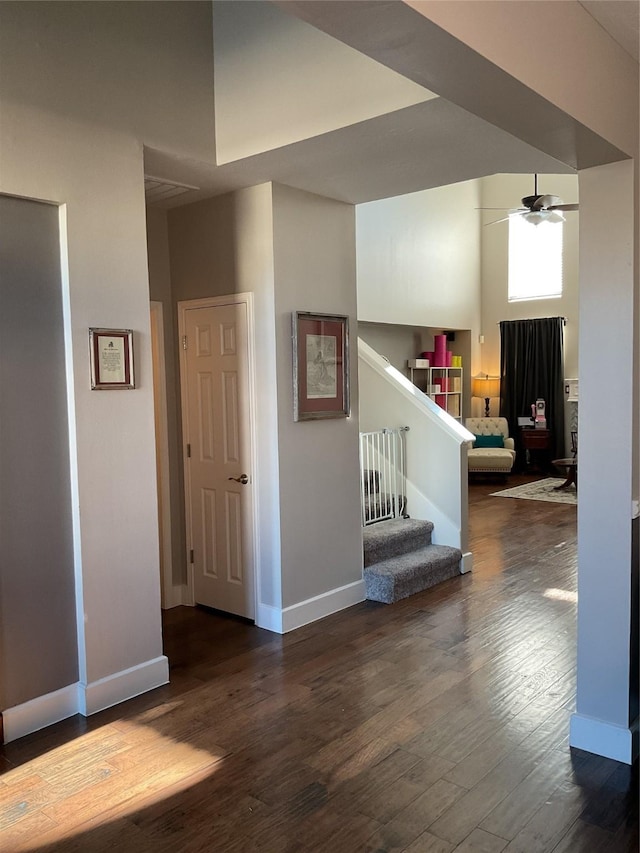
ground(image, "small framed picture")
xmin=292 ymin=311 xmax=350 ymax=421
xmin=89 ymin=328 xmax=135 ymax=390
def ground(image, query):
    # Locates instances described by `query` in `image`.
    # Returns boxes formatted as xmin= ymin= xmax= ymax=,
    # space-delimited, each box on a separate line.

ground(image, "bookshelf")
xmin=408 ymin=361 xmax=463 ymax=421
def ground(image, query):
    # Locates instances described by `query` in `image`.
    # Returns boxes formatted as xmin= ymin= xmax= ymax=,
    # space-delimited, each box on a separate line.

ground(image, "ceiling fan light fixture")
xmin=521 ymin=209 xmax=565 ymax=226
xmin=547 ymin=210 xmax=565 ymax=224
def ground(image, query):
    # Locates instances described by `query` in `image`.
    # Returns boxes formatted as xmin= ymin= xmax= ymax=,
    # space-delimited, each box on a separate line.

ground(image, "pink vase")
xmin=434 ymin=335 xmax=447 ymax=367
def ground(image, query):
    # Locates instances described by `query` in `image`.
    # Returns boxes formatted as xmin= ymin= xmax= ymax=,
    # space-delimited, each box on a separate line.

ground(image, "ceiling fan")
xmin=482 ymin=175 xmax=579 ymax=226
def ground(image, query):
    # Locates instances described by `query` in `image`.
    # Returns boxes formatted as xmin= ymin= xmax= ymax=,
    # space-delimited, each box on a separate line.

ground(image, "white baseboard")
xmin=3 ymin=657 xmax=170 ymax=743
xmin=78 ymin=655 xmax=169 ymax=717
xmin=255 ymin=580 xmax=366 ymax=635
xmin=460 ymin=551 xmax=473 ymax=573
xmin=570 ymin=712 xmax=638 ymax=764
xmin=281 ymin=579 xmax=366 ymax=633
xmin=3 ymin=683 xmax=79 ymax=743
xmin=256 ymin=602 xmax=284 ymax=634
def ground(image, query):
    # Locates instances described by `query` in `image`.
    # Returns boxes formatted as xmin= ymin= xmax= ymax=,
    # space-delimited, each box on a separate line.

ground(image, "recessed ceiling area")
xmin=212 ymin=0 xmax=437 ymax=164
xmin=144 ymin=94 xmax=574 ymax=209
xmin=144 ymin=0 xmax=639 ymax=209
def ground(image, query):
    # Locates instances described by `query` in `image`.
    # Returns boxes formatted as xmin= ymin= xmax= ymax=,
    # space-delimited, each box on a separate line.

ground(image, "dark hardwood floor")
xmin=1 ymin=476 xmax=637 ymax=851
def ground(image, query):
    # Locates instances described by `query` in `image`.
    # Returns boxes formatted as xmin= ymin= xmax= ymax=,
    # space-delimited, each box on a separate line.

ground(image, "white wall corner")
xmin=161 ymin=584 xmax=187 ymax=610
xmin=281 ymin=579 xmax=365 ymax=634
xmin=256 ymin=603 xmax=284 ymax=634
xmin=570 ymin=712 xmax=638 ymax=765
xmin=3 ymin=683 xmax=79 ymax=744
xmin=178 ymin=583 xmax=194 ymax=608
xmin=78 ymin=656 xmax=169 ymax=717
xmin=461 ymin=552 xmax=473 ymax=573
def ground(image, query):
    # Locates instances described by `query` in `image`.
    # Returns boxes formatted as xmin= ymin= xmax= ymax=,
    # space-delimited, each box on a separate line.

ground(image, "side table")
xmin=520 ymin=428 xmax=552 ymax=473
xmin=552 ymin=457 xmax=578 ymax=492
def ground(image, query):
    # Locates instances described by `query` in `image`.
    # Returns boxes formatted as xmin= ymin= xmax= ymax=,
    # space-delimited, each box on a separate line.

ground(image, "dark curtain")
xmin=499 ymin=317 xmax=565 ymax=463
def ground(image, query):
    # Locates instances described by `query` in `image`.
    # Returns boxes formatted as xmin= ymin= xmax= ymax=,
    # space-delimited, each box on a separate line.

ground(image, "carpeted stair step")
xmin=363 ymin=518 xmax=433 ymax=567
xmin=364 ymin=544 xmax=462 ymax=604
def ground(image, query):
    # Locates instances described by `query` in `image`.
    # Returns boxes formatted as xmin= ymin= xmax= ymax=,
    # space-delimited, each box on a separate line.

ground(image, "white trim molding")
xmin=460 ymin=552 xmax=473 ymax=574
xmin=150 ymin=300 xmax=175 ymax=611
xmin=570 ymin=712 xmax=638 ymax=765
xmin=78 ymin=656 xmax=169 ymax=717
xmin=3 ymin=684 xmax=79 ymax=743
xmin=3 ymin=657 xmax=170 ymax=743
xmin=256 ymin=580 xmax=366 ymax=635
xmin=281 ymin=579 xmax=365 ymax=634
xmin=256 ymin=603 xmax=284 ymax=634
xmin=180 ymin=581 xmax=194 ymax=608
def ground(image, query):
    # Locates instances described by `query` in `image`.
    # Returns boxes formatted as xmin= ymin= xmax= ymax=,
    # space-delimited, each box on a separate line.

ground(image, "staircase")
xmin=363 ymin=518 xmax=462 ymax=604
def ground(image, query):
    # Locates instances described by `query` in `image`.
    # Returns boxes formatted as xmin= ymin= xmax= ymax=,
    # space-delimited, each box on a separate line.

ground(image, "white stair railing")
xmin=359 ymin=427 xmax=409 ymax=526
xmin=358 ymin=338 xmax=474 ymax=570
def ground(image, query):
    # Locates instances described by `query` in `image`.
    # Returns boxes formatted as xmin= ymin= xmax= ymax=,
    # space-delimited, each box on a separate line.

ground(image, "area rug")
xmin=491 ymin=478 xmax=577 ymax=506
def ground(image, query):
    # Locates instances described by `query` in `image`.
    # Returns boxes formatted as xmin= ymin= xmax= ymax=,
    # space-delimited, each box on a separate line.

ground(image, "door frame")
xmin=150 ymin=301 xmax=179 ymax=609
xmin=177 ymin=293 xmax=258 ymax=616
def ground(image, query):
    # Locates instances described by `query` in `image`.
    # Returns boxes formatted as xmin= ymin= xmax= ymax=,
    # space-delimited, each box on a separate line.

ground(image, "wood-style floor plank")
xmin=0 ymin=474 xmax=637 ymax=852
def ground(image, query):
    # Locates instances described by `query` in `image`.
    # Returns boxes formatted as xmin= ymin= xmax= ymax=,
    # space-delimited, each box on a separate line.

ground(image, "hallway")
xmin=0 ymin=477 xmax=637 ymax=852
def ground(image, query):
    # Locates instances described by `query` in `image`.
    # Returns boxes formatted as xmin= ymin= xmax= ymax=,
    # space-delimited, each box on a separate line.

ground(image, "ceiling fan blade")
xmin=484 ymin=208 xmax=533 ymax=226
xmin=548 ymin=203 xmax=579 ymax=212
xmin=478 ymin=207 xmax=527 ymax=214
xmin=483 ymin=214 xmax=513 ymax=226
xmin=533 ymin=194 xmax=562 ymax=210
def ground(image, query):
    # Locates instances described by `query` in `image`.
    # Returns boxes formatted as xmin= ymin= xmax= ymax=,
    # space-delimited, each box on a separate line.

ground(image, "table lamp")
xmin=472 ymin=374 xmax=501 ymax=417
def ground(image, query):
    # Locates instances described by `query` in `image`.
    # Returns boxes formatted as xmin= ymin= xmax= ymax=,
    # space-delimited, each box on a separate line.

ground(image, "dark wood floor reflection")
xmin=1 ymin=476 xmax=637 ymax=851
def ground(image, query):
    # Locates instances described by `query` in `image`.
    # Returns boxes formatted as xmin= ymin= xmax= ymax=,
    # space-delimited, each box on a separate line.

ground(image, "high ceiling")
xmin=579 ymin=1 xmax=640 ymax=62
xmin=146 ymin=1 xmax=636 ymax=209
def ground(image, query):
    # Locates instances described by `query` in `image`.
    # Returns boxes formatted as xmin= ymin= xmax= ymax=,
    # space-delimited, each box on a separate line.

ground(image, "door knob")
xmin=228 ymin=474 xmax=249 ymax=485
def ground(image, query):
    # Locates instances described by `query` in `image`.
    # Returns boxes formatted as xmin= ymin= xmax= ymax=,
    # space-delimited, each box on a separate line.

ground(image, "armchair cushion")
xmin=473 ymin=434 xmax=504 ymax=448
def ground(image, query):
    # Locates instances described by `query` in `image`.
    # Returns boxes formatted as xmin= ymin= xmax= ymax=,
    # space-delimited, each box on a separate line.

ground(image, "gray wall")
xmin=574 ymin=161 xmax=636 ymax=749
xmin=165 ymin=186 xmax=284 ymax=610
xmin=160 ymin=183 xmax=362 ymax=616
xmin=356 ymin=181 xmax=482 ymax=340
xmin=272 ymin=183 xmax=362 ymax=608
xmin=0 ymin=196 xmax=78 ymax=708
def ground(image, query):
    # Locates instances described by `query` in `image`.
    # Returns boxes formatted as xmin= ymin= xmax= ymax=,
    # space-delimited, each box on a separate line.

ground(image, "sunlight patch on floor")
xmin=544 ymin=587 xmax=577 ymax=604
xmin=1 ymin=715 xmax=225 ymax=853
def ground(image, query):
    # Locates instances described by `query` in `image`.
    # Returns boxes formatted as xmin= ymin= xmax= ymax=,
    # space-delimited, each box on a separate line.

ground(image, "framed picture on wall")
xmin=89 ymin=328 xmax=135 ymax=390
xmin=292 ymin=311 xmax=349 ymax=421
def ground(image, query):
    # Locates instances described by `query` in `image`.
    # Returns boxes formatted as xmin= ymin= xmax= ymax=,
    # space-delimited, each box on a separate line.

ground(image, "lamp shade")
xmin=472 ymin=375 xmax=501 ymax=399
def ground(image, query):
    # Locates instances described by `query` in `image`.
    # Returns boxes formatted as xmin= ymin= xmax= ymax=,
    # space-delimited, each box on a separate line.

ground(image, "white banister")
xmin=358 ymin=338 xmax=474 ymax=571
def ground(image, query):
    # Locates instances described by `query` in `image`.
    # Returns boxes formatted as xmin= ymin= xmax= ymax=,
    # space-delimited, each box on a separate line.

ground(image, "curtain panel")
xmin=499 ymin=317 xmax=566 ymax=463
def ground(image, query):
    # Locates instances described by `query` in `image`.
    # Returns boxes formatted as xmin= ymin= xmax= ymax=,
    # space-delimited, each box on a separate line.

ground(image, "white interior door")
xmin=180 ymin=298 xmax=255 ymax=619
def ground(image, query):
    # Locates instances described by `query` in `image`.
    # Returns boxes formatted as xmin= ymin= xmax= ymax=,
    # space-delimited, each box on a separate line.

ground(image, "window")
xmin=508 ymin=214 xmax=563 ymax=302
